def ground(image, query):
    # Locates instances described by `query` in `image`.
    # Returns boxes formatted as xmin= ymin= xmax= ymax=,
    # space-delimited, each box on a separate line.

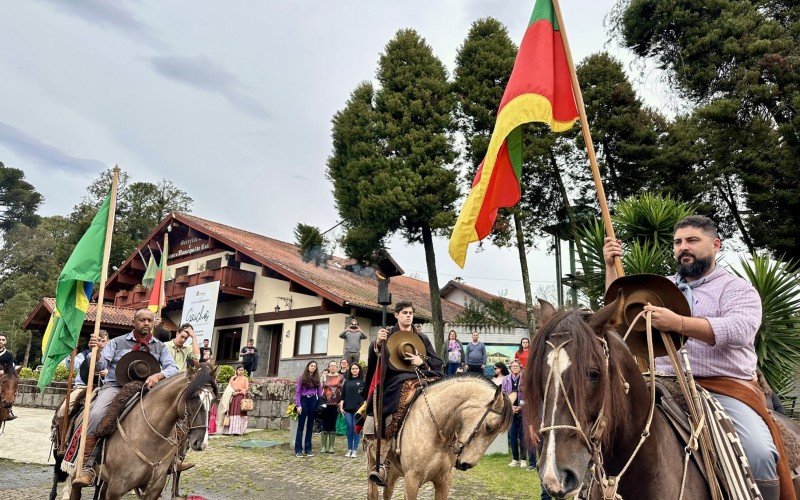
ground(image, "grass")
xmin=470 ymin=453 xmax=543 ymax=498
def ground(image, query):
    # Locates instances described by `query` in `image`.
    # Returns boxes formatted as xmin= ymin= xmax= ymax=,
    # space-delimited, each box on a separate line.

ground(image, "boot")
xmin=328 ymin=433 xmax=336 ymax=453
xmin=368 ymin=463 xmax=388 ymax=486
xmin=72 ymin=435 xmax=98 ymax=488
xmin=176 ymin=461 xmax=195 ymax=472
xmin=5 ymin=408 xmax=16 ymax=421
xmin=320 ymin=432 xmax=329 ymax=453
xmin=755 ymin=479 xmax=780 ymax=500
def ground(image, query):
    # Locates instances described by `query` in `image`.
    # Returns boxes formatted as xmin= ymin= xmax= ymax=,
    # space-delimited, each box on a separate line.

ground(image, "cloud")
xmin=0 ymin=121 xmax=107 ymax=173
xmin=148 ymin=55 xmax=269 ymax=119
xmin=40 ymin=0 xmax=165 ymax=49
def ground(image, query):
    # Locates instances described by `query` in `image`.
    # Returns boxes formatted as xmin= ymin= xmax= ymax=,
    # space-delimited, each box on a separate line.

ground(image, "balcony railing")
xmin=113 ymin=266 xmax=256 ymax=308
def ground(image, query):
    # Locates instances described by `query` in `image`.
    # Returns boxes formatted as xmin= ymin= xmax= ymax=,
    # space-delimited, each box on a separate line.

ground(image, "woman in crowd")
xmin=502 ymin=360 xmax=527 ymax=467
xmin=339 ymin=358 xmax=350 ymax=379
xmin=320 ymin=360 xmax=344 ymax=453
xmin=339 ymin=362 xmax=365 ymax=458
xmin=294 ymin=361 xmax=322 ymax=457
xmin=492 ymin=362 xmax=509 ymax=386
xmin=445 ymin=330 xmax=464 ymax=376
xmin=225 ymin=365 xmax=250 ymax=435
xmin=515 ymin=337 xmax=531 ymax=369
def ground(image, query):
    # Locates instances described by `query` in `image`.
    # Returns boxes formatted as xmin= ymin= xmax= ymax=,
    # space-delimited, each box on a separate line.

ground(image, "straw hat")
xmin=604 ymin=274 xmax=690 ymax=358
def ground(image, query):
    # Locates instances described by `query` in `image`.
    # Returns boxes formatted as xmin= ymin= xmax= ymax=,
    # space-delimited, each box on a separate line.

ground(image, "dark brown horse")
xmin=523 ymin=298 xmax=711 ymax=499
xmin=0 ymin=362 xmax=19 ymax=425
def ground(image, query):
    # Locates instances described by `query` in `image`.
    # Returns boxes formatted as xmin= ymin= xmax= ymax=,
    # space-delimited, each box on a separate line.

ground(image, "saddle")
xmin=384 ymin=379 xmax=424 ymax=440
xmin=653 ymin=376 xmax=800 ymax=497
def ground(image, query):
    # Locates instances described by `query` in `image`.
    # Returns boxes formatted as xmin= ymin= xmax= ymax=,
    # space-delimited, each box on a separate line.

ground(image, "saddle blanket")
xmin=61 ymin=422 xmax=82 ymax=474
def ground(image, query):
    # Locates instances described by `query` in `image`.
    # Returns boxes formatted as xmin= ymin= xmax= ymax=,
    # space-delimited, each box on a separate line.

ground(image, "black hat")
xmin=115 ymin=351 xmax=160 ymax=386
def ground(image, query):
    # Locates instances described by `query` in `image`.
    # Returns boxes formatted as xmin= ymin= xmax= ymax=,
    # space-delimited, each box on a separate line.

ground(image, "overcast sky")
xmin=1 ymin=0 xmax=688 ymax=304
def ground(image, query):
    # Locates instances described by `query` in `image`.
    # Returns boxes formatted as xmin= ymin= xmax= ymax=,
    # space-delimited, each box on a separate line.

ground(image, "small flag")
xmin=142 ymin=254 xmax=158 ymax=288
xmin=449 ymin=0 xmax=580 ymax=267
xmin=147 ymin=240 xmax=169 ymax=313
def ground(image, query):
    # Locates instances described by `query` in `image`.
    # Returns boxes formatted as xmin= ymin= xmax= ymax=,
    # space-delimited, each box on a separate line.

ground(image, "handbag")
xmin=223 ymin=415 xmax=230 ymax=427
xmin=241 ymin=395 xmax=254 ymax=412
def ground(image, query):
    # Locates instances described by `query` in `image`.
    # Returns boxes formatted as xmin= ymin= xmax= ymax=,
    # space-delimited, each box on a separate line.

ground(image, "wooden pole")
xmin=551 ymin=0 xmax=625 ymax=279
xmin=75 ymin=166 xmax=120 ymax=473
xmin=157 ymin=232 xmax=169 ymax=323
xmin=58 ymin=348 xmax=77 ymax=454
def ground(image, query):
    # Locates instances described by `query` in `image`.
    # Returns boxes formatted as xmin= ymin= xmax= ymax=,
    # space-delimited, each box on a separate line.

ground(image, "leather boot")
xmin=755 ymin=478 xmax=780 ymax=500
xmin=367 ymin=439 xmax=390 ymax=486
xmin=176 ymin=461 xmax=195 ymax=472
xmin=5 ymin=408 xmax=16 ymax=421
xmin=73 ymin=435 xmax=98 ymax=488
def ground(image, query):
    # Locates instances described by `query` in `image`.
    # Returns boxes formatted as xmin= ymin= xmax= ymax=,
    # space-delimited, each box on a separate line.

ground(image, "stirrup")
xmin=368 ymin=464 xmax=388 ymax=486
xmin=73 ymin=467 xmax=96 ymax=488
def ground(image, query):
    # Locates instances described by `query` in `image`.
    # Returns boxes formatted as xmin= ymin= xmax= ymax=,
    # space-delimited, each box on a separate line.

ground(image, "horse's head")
xmin=453 ymin=378 xmax=514 ymax=471
xmin=524 ymin=296 xmax=632 ymax=498
xmin=181 ymin=363 xmax=218 ymax=451
xmin=0 ymin=363 xmax=19 ymax=411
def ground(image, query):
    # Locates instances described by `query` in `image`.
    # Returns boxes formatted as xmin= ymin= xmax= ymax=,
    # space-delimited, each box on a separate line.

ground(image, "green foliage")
xmin=293 ymin=223 xmax=329 ymax=266
xmin=453 ymin=299 xmax=518 ymax=327
xmin=217 ymin=364 xmax=235 ymax=384
xmin=0 ymin=162 xmax=43 ymax=231
xmin=18 ymin=367 xmax=37 ymax=380
xmin=733 ymin=255 xmax=800 ymax=397
xmin=53 ymin=362 xmax=69 ymax=382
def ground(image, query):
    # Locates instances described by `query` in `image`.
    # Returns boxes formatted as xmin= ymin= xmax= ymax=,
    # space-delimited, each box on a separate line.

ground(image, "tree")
xmin=293 ymin=223 xmax=330 ymax=266
xmin=70 ymin=169 xmax=194 ymax=267
xmin=613 ymin=0 xmax=800 ymax=258
xmin=328 ymin=29 xmax=459 ymax=354
xmin=0 ymin=162 xmax=43 ymax=231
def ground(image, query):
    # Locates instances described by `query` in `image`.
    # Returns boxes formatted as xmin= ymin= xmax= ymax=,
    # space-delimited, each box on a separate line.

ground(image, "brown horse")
xmin=54 ymin=363 xmax=217 ymax=500
xmin=0 ymin=362 xmax=19 ymax=425
xmin=523 ymin=298 xmax=712 ymax=499
xmin=366 ymin=375 xmax=513 ymax=500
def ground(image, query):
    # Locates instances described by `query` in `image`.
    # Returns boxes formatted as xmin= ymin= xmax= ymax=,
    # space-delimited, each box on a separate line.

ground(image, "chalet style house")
xmin=26 ymin=213 xmax=475 ymax=378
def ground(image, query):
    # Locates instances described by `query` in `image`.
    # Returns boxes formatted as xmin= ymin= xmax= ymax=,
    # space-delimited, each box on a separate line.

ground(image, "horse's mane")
xmin=524 ymin=310 xmax=633 ymax=448
xmin=183 ymin=364 xmax=218 ymax=402
xmin=428 ymin=374 xmax=514 ymax=428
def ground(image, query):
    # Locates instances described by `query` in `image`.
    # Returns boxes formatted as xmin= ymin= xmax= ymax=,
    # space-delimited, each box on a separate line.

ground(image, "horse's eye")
xmin=587 ymin=370 xmax=601 ymax=382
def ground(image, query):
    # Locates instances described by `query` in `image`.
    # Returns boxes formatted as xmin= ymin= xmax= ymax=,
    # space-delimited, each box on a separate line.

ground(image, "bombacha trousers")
xmin=714 ymin=393 xmax=778 ymax=480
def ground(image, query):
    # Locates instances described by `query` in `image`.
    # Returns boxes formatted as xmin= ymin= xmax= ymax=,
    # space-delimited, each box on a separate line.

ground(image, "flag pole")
xmin=76 ymin=166 xmax=120 ymax=473
xmin=58 ymin=348 xmax=77 ymax=454
xmin=551 ymin=0 xmax=625 ymax=278
xmin=158 ymin=232 xmax=168 ymax=323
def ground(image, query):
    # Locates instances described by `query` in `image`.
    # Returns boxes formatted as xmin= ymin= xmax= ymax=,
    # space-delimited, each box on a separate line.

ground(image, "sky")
xmin=0 ymin=0 xmax=689 ymax=304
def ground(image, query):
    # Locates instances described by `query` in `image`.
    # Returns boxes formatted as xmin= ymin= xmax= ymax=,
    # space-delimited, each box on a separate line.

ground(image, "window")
xmin=217 ymin=328 xmax=242 ymax=361
xmin=174 ymin=266 xmax=189 ymax=277
xmin=206 ymin=258 xmax=222 ymax=270
xmin=294 ymin=319 xmax=329 ymax=356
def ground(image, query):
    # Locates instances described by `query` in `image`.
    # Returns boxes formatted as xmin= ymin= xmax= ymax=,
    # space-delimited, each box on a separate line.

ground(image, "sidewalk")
xmin=0 ymin=407 xmax=55 ymax=465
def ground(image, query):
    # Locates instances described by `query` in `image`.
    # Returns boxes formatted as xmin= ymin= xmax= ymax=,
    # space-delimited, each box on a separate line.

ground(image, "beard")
xmin=677 ymin=252 xmax=713 ymax=278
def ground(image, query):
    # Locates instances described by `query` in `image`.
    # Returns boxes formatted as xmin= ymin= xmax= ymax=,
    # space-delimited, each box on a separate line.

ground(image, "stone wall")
xmin=14 ymin=378 xmax=297 ymax=431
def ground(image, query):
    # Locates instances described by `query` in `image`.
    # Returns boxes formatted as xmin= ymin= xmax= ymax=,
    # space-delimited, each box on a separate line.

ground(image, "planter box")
xmin=288 ymin=418 xmax=298 ymax=445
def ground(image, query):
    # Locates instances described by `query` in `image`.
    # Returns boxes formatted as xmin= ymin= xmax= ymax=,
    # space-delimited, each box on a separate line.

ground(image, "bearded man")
xmin=74 ymin=308 xmax=179 ymax=488
xmin=603 ymin=215 xmax=780 ymax=498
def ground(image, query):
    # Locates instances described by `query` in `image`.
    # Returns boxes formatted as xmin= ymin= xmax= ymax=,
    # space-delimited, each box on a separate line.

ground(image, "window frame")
xmin=294 ymin=319 xmax=329 ymax=356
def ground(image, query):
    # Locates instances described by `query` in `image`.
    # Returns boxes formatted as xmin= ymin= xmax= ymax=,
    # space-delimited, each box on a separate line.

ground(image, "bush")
xmin=19 ymin=367 xmax=38 ymax=380
xmin=216 ymin=364 xmax=235 ymax=384
xmin=53 ymin=363 xmax=70 ymax=382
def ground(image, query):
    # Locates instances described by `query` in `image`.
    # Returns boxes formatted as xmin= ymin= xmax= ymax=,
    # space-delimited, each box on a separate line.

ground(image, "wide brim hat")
xmin=386 ymin=330 xmax=426 ymax=373
xmin=79 ymin=357 xmax=101 ymax=386
xmin=115 ymin=351 xmax=161 ymax=386
xmin=604 ymin=274 xmax=690 ymax=358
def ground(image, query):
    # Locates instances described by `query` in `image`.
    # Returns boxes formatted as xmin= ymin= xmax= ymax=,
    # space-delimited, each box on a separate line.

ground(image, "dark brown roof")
xmin=123 ymin=213 xmax=465 ymax=322
xmin=440 ymin=280 xmax=534 ymax=327
xmin=24 ymin=298 xmax=178 ymax=332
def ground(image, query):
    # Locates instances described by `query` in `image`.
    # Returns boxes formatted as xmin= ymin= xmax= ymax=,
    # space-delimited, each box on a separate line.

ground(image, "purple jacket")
xmin=295 ymin=376 xmax=322 ymax=407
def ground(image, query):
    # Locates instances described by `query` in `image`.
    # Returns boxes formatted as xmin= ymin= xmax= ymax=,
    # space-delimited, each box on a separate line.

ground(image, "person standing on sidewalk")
xmin=339 ymin=318 xmax=367 ymax=365
xmin=339 ymin=363 xmax=365 ymax=458
xmin=465 ymin=331 xmax=487 ymax=375
xmin=320 ymin=361 xmax=344 ymax=453
xmin=294 ymin=361 xmax=322 ymax=457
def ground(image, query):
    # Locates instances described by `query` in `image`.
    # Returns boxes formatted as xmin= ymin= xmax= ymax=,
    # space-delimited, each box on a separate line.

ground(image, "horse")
xmin=524 ymin=298 xmax=800 ymax=499
xmin=51 ymin=363 xmax=217 ymax=500
xmin=0 ymin=362 xmax=19 ymax=425
xmin=365 ymin=375 xmax=513 ymax=500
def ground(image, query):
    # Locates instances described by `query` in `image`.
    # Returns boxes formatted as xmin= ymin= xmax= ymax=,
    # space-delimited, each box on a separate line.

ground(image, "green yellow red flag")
xmin=449 ymin=0 xmax=579 ymax=267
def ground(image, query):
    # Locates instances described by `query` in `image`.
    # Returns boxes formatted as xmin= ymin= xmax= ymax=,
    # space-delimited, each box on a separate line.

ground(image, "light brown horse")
xmin=524 ymin=299 xmax=711 ymax=499
xmin=366 ymin=375 xmax=513 ymax=500
xmin=0 ymin=362 xmax=19 ymax=425
xmin=56 ymin=363 xmax=217 ymax=500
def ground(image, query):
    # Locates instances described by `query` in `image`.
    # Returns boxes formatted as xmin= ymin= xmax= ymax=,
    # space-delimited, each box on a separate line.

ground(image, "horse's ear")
xmin=538 ymin=299 xmax=557 ymax=326
xmin=187 ymin=363 xmax=198 ymax=376
xmin=211 ymin=363 xmax=220 ymax=377
xmin=589 ymin=290 xmax=625 ymax=336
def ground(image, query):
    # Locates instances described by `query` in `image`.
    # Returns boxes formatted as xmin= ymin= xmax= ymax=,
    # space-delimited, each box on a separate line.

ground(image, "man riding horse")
xmin=603 ymin=215 xmax=781 ymax=499
xmin=363 ymin=300 xmax=443 ymax=486
xmin=73 ymin=308 xmax=179 ymax=488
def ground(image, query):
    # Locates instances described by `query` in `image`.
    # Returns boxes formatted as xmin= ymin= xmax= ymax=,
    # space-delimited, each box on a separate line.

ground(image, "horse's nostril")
xmin=561 ymin=466 xmax=580 ymax=493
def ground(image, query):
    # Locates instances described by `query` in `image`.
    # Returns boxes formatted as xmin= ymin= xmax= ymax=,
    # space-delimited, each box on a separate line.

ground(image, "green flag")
xmin=142 ymin=254 xmax=157 ymax=288
xmin=38 ymin=193 xmax=111 ymax=390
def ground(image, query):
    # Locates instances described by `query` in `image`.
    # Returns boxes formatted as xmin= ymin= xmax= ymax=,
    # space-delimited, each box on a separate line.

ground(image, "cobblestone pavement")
xmin=1 ymin=408 xmax=539 ymax=499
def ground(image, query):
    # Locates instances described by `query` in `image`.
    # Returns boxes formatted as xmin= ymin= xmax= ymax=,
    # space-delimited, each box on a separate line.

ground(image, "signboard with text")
xmin=180 ymin=281 xmax=221 ymax=345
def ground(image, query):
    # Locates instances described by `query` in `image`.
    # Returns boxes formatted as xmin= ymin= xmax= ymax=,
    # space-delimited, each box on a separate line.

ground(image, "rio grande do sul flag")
xmin=449 ymin=0 xmax=579 ymax=267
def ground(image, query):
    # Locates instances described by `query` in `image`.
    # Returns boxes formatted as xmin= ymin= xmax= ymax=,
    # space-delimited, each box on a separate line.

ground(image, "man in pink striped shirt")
xmin=603 ymin=215 xmax=779 ymax=498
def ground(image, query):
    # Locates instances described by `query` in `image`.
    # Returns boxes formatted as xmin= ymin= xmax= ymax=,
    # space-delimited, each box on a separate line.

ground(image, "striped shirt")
xmin=654 ymin=266 xmax=762 ymax=380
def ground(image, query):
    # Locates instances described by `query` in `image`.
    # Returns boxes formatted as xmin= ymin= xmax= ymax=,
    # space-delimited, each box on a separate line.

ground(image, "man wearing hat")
xmin=74 ymin=308 xmax=179 ymax=488
xmin=363 ymin=300 xmax=442 ymax=486
xmin=603 ymin=215 xmax=780 ymax=498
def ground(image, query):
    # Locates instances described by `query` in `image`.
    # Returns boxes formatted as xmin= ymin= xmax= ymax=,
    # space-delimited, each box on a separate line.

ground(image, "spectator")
xmin=240 ymin=339 xmax=258 ymax=376
xmin=0 ymin=332 xmax=15 ymax=373
xmin=465 ymin=332 xmax=487 ymax=375
xmin=502 ymin=360 xmax=527 ymax=467
xmin=339 ymin=363 xmax=365 ymax=458
xmin=515 ymin=338 xmax=531 ymax=369
xmin=165 ymin=324 xmax=200 ymax=372
xmin=294 ymin=361 xmax=322 ymax=457
xmin=339 ymin=318 xmax=367 ymax=365
xmin=445 ymin=330 xmax=464 ymax=376
xmin=199 ymin=338 xmax=213 ymax=364
xmin=492 ymin=362 xmax=509 ymax=386
xmin=339 ymin=358 xmax=350 ymax=379
xmin=223 ymin=365 xmax=250 ymax=435
xmin=66 ymin=331 xmax=110 ymax=387
xmin=320 ymin=360 xmax=344 ymax=453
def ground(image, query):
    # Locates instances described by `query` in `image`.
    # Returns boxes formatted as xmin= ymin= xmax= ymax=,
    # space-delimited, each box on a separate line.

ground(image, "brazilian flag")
xmin=38 ymin=193 xmax=111 ymax=390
